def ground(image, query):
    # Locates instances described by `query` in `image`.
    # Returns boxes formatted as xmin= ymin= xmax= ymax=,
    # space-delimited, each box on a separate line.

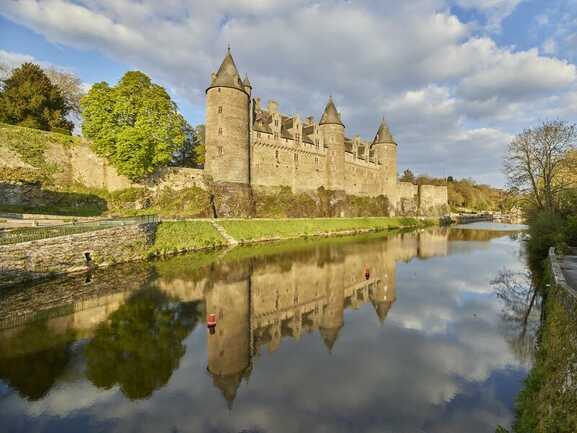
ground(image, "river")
xmin=0 ymin=223 xmax=534 ymax=433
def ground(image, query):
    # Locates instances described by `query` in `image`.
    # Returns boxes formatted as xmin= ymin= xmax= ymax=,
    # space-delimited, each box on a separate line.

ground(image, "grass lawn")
xmin=218 ymin=217 xmax=426 ymax=242
xmin=149 ymin=221 xmax=227 ymax=256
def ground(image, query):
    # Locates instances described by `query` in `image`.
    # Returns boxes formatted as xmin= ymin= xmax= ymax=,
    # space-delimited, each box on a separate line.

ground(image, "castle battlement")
xmin=203 ymin=49 xmax=448 ymax=215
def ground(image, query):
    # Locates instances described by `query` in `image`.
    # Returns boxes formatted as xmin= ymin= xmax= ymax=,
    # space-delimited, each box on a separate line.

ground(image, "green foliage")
xmin=218 ymin=217 xmax=425 ymax=242
xmin=345 ymin=194 xmax=390 ymax=217
xmin=514 ymin=276 xmax=577 ymax=433
xmin=0 ymin=63 xmax=73 ymax=133
xmin=0 ymin=166 xmax=44 ymax=183
xmin=149 ymin=221 xmax=227 ymax=256
xmin=0 ymin=122 xmax=79 ymax=181
xmin=399 ymin=168 xmax=415 ymax=183
xmin=255 ymin=186 xmax=318 ymax=218
xmin=81 ymin=71 xmax=187 ymax=180
xmin=402 ymin=172 xmax=506 ymax=211
xmin=85 ymin=288 xmax=199 ymax=400
xmin=526 ymin=210 xmax=572 ymax=268
xmin=0 ymin=321 xmax=75 ymax=401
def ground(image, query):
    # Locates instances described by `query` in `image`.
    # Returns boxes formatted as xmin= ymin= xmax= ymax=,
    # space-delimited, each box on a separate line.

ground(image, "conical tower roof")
xmin=242 ymin=73 xmax=252 ymax=88
xmin=209 ymin=371 xmax=244 ymax=409
xmin=319 ymin=96 xmax=344 ymax=127
xmin=372 ymin=301 xmax=393 ymax=324
xmin=207 ymin=48 xmax=246 ymax=93
xmin=319 ymin=325 xmax=342 ymax=353
xmin=373 ymin=118 xmax=395 ymax=144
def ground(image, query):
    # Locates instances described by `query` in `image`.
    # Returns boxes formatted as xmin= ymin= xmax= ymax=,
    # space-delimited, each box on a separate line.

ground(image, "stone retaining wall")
xmin=0 ymin=223 xmax=155 ymax=288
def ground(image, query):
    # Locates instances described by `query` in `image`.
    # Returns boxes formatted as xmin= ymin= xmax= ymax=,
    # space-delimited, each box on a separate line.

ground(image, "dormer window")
xmin=218 ymin=127 xmax=223 ymax=135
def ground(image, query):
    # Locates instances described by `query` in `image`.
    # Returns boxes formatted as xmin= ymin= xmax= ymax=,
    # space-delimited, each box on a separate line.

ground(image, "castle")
xmin=203 ymin=48 xmax=448 ymax=216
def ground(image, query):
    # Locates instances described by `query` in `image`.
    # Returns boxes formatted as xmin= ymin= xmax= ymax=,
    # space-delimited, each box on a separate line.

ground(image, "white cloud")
xmin=1 ymin=0 xmax=576 ymax=185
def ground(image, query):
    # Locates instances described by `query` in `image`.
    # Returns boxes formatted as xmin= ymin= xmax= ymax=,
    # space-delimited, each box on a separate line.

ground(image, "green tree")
xmin=85 ymin=288 xmax=199 ymax=400
xmin=399 ymin=168 xmax=415 ymax=183
xmin=81 ymin=71 xmax=187 ymax=180
xmin=0 ymin=62 xmax=73 ymax=133
xmin=504 ymin=120 xmax=577 ymax=212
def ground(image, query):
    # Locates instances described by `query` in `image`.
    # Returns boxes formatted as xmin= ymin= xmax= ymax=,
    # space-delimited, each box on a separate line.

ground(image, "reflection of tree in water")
xmin=85 ymin=288 xmax=201 ymax=400
xmin=491 ymin=269 xmax=541 ymax=366
xmin=0 ymin=321 xmax=75 ymax=400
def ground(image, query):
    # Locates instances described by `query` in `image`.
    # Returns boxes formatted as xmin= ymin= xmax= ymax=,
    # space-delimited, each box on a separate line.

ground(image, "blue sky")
xmin=1 ymin=0 xmax=576 ymax=185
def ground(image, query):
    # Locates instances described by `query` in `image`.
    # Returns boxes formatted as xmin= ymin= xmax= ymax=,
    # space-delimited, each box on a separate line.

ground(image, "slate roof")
xmin=319 ymin=96 xmax=344 ymax=126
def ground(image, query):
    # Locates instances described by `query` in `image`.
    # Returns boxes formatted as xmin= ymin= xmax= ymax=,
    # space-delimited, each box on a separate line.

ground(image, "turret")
xmin=319 ymin=96 xmax=345 ymax=192
xmin=373 ymin=118 xmax=398 ymax=193
xmin=242 ymin=74 xmax=252 ymax=96
xmin=204 ymin=48 xmax=250 ymax=185
xmin=319 ymin=255 xmax=345 ymax=353
xmin=206 ymin=273 xmax=251 ymax=408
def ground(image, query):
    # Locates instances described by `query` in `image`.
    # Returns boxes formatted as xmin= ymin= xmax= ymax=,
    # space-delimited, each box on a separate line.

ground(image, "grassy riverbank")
xmin=148 ymin=221 xmax=227 ymax=256
xmin=501 ymin=210 xmax=577 ymax=433
xmin=218 ymin=217 xmax=428 ymax=243
xmin=513 ymin=266 xmax=577 ymax=433
xmin=148 ymin=217 xmax=432 ymax=256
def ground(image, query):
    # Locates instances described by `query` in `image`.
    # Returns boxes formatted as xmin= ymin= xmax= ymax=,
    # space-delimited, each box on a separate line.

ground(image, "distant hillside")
xmin=400 ymin=170 xmax=508 ymax=212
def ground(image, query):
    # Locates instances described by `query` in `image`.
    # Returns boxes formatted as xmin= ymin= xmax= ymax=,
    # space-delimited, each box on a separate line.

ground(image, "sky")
xmin=1 ymin=0 xmax=577 ymax=186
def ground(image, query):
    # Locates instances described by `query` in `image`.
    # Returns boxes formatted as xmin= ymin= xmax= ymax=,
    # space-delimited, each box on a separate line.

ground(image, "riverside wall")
xmin=0 ymin=223 xmax=155 ymax=288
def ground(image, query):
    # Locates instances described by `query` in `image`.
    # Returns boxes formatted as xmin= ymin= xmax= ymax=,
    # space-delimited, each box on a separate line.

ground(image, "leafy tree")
xmin=399 ymin=168 xmax=415 ymax=183
xmin=0 ymin=321 xmax=76 ymax=401
xmin=44 ymin=67 xmax=84 ymax=119
xmin=504 ymin=120 xmax=577 ymax=213
xmin=172 ymin=123 xmax=206 ymax=167
xmin=194 ymin=124 xmax=206 ymax=167
xmin=0 ymin=62 xmax=73 ymax=133
xmin=81 ymin=71 xmax=187 ymax=180
xmin=85 ymin=288 xmax=199 ymax=400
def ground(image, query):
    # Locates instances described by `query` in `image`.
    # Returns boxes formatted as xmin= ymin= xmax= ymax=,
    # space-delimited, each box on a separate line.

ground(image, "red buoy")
xmin=207 ymin=313 xmax=217 ymax=328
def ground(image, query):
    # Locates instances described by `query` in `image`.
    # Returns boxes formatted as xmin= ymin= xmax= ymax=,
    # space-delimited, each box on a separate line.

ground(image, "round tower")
xmin=205 ymin=48 xmax=250 ymax=185
xmin=373 ymin=118 xmax=398 ymax=192
xmin=319 ymin=96 xmax=345 ymax=192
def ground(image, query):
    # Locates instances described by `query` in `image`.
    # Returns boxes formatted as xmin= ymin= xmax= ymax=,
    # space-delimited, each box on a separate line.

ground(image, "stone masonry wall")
xmin=0 ymin=223 xmax=155 ymax=289
xmin=419 ymin=185 xmax=449 ymax=216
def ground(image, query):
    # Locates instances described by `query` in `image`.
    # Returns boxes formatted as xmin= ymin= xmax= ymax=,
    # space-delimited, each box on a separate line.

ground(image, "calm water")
xmin=0 ymin=224 xmax=533 ymax=433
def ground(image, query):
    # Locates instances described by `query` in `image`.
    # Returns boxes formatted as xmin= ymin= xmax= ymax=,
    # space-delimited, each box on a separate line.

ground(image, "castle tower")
xmin=206 ymin=274 xmax=251 ymax=408
xmin=373 ymin=118 xmax=398 ymax=194
xmin=319 ymin=257 xmax=345 ymax=352
xmin=319 ymin=97 xmax=345 ymax=192
xmin=204 ymin=48 xmax=251 ymax=185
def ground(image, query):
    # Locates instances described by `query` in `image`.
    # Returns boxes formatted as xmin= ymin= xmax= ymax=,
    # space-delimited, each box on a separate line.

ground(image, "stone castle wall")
xmin=0 ymin=223 xmax=155 ymax=288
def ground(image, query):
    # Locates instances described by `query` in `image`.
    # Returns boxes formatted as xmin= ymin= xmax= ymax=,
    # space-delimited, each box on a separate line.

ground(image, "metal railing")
xmin=0 ymin=214 xmax=158 ymax=246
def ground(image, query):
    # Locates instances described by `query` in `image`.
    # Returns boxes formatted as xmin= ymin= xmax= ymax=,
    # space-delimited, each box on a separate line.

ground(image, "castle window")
xmin=274 ymin=132 xmax=279 ymax=140
xmin=218 ymin=127 xmax=223 ymax=135
xmin=275 ymin=119 xmax=279 ymax=127
xmin=218 ymin=88 xmax=221 ymax=92
xmin=275 ymin=150 xmax=280 ymax=163
xmin=217 ymin=146 xmax=223 ymax=156
xmin=257 ymin=132 xmax=261 ymax=138
xmin=296 ymin=133 xmax=300 ymax=142
xmin=218 ymin=106 xmax=222 ymax=113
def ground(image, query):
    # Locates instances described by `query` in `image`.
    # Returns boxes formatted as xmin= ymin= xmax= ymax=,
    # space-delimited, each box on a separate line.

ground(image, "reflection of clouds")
xmin=0 ymin=231 xmax=528 ymax=433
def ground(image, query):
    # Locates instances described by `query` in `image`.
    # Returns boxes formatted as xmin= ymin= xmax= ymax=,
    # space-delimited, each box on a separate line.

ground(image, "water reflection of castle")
xmin=0 ymin=228 xmax=467 ymax=405
xmin=159 ymin=228 xmax=450 ymax=405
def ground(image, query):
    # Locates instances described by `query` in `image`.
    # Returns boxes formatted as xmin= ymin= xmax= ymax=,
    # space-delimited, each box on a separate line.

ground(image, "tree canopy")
xmin=0 ymin=62 xmax=73 ymax=134
xmin=81 ymin=71 xmax=188 ymax=180
xmin=85 ymin=288 xmax=199 ymax=400
xmin=504 ymin=120 xmax=577 ymax=213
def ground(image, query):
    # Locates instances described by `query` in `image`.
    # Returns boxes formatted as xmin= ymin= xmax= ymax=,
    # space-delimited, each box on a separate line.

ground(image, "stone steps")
xmin=210 ymin=220 xmax=238 ymax=246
